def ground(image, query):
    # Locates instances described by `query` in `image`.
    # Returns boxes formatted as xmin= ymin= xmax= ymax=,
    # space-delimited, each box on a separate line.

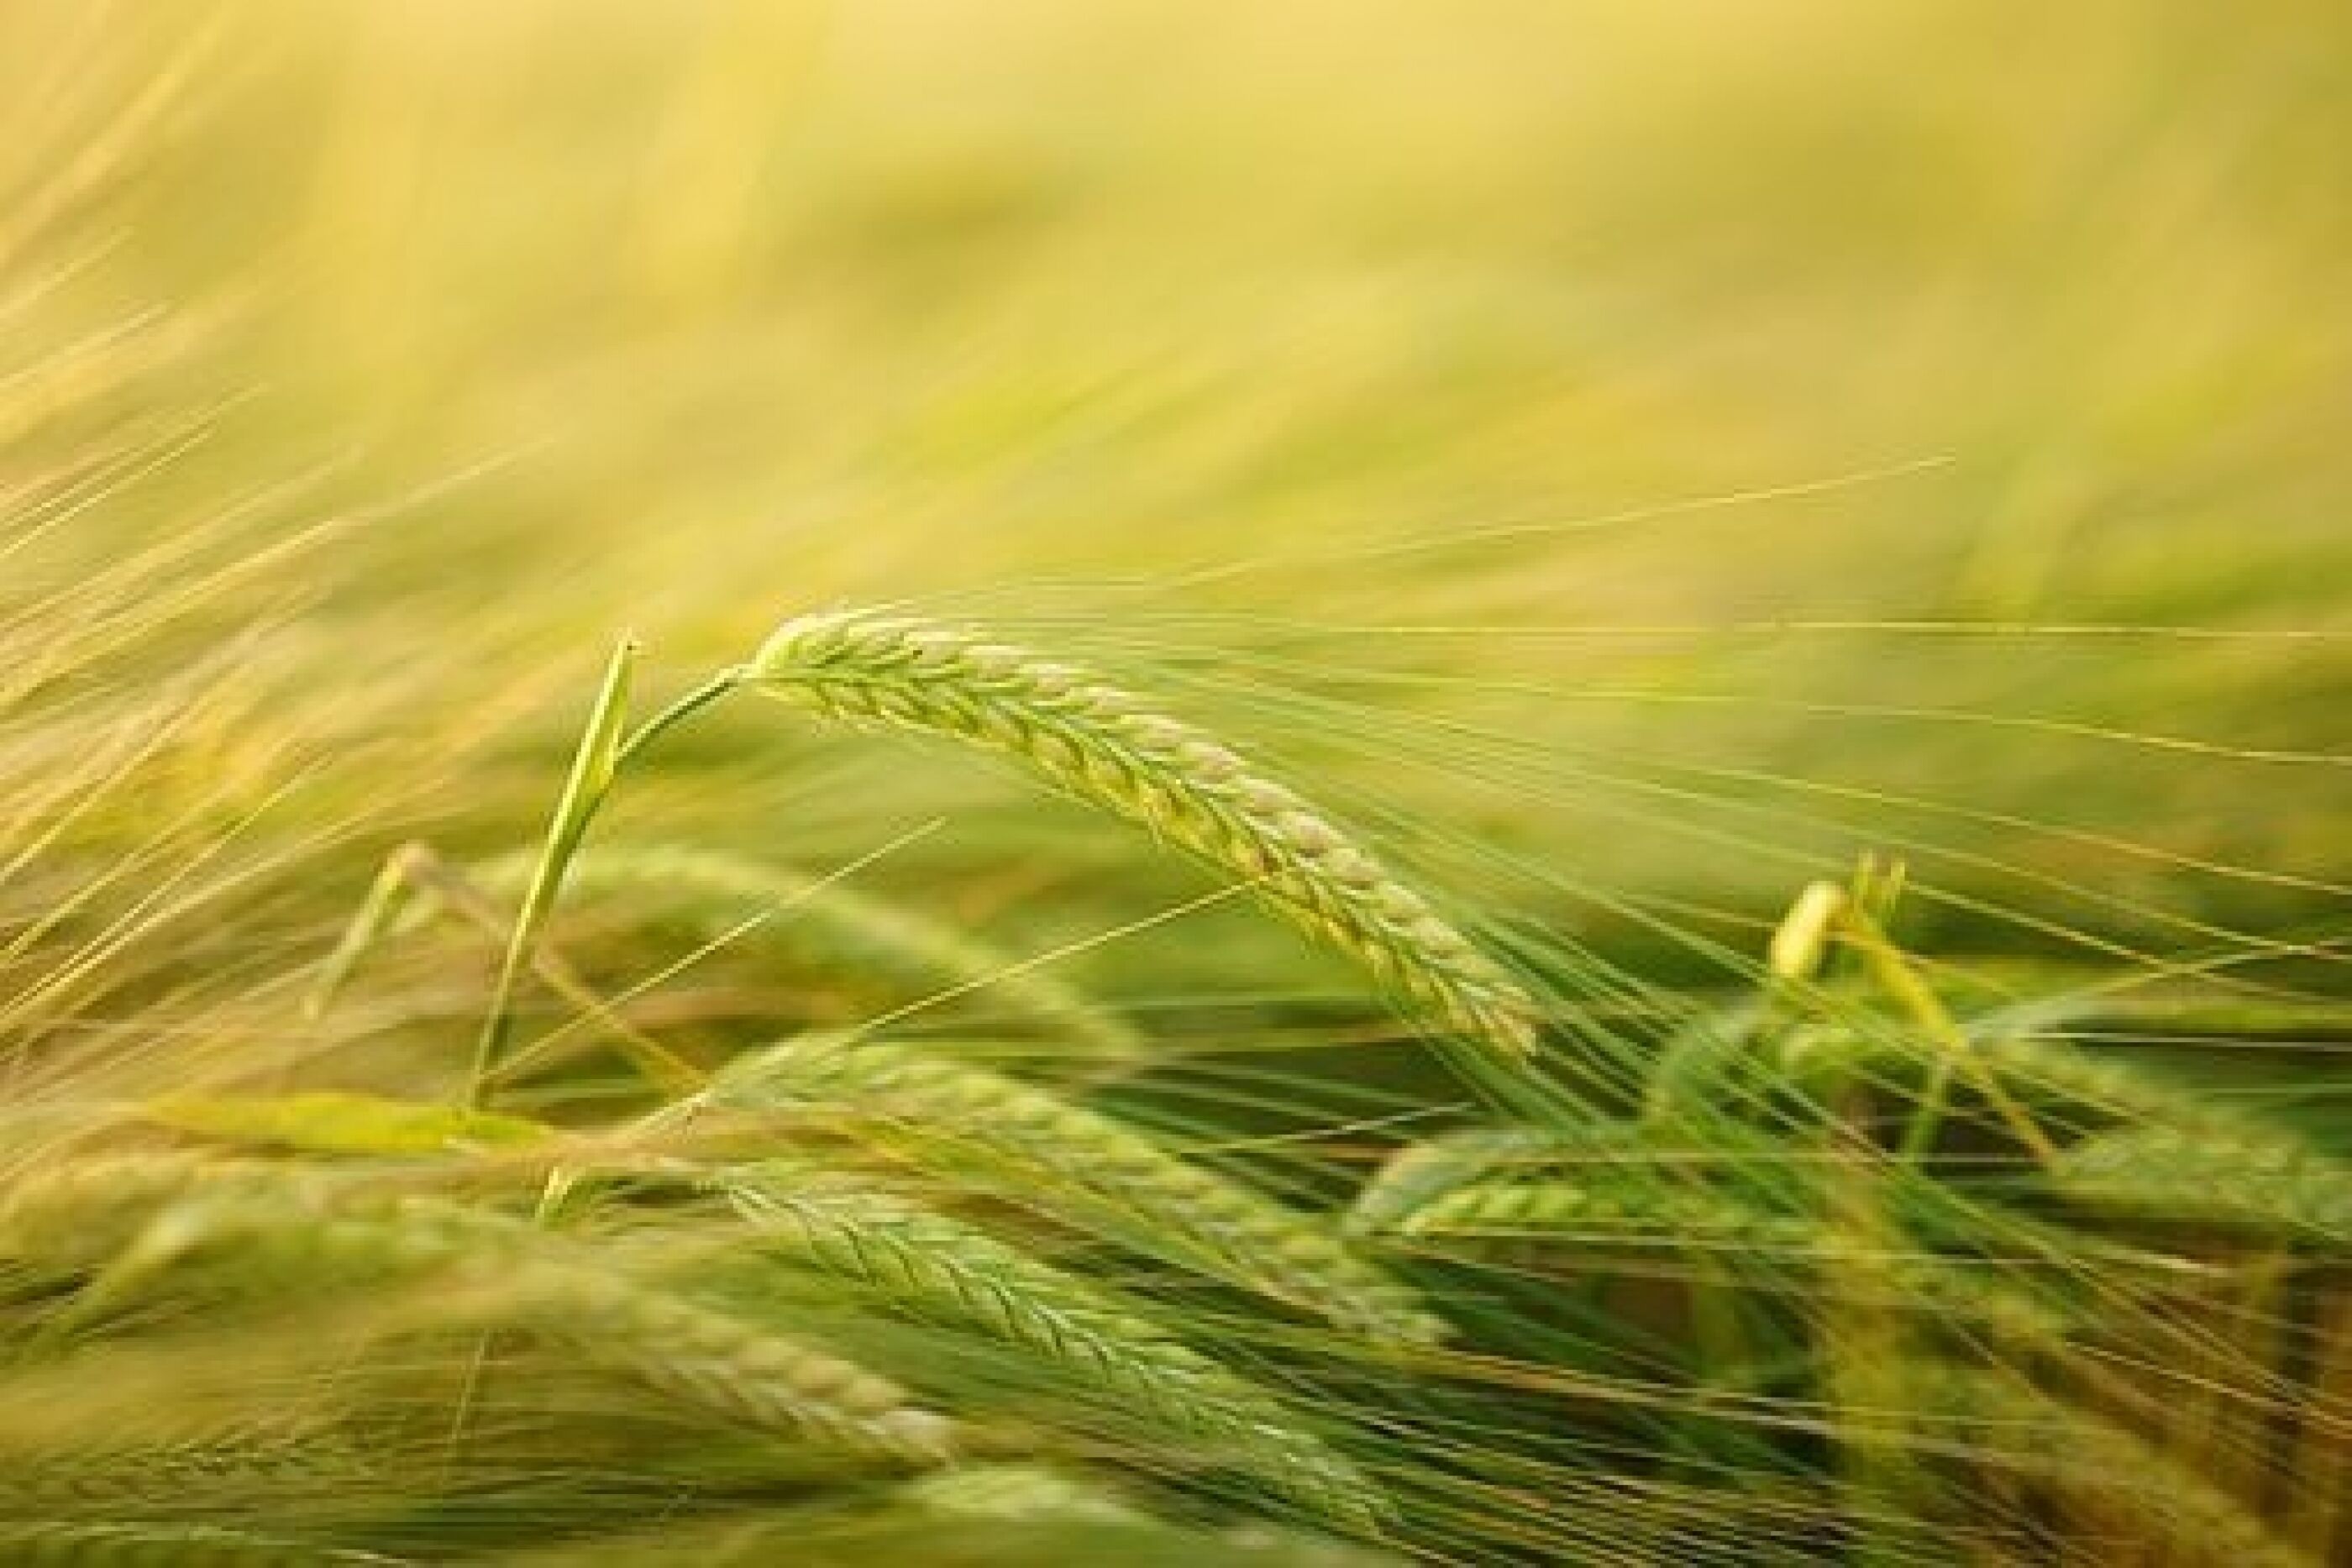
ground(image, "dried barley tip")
xmin=1768 ymin=881 xmax=1849 ymax=982
xmin=746 ymin=610 xmax=1541 ymax=1066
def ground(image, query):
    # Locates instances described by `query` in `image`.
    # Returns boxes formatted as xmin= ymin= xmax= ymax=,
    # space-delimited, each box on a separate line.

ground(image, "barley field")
xmin=3 ymin=3 xmax=2347 ymax=1563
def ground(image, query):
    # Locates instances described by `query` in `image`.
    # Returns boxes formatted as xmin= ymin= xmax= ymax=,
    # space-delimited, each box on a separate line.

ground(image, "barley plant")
xmin=3 ymin=3 xmax=2347 ymax=1563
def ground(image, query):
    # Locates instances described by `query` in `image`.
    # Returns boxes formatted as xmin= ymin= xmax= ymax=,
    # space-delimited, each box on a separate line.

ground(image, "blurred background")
xmin=5 ymin=0 xmax=2347 ymax=1006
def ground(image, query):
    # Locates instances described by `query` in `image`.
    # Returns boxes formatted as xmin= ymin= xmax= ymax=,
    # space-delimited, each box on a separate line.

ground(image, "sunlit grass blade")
xmin=470 ymin=635 xmax=640 ymax=1106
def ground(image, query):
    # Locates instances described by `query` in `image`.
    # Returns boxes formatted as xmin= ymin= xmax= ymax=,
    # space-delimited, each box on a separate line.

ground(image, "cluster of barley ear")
xmin=7 ymin=605 xmax=2343 ymax=1565
xmin=6 ymin=1158 xmax=958 ymax=1466
xmin=715 ymin=1170 xmax=1389 ymax=1530
xmin=709 ymin=1035 xmax=1446 ymax=1347
xmin=1336 ymin=863 xmax=2346 ymax=1563
xmin=0 ymin=610 xmax=1569 ymax=1556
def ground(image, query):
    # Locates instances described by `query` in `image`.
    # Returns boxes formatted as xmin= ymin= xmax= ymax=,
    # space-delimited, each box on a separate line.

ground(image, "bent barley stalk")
xmin=744 ymin=610 xmax=1540 ymax=1066
xmin=462 ymin=842 xmax=1144 ymax=1055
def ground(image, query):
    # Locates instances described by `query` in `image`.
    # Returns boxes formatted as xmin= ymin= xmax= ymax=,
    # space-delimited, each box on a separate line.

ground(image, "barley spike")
xmin=745 ymin=610 xmax=1539 ymax=1065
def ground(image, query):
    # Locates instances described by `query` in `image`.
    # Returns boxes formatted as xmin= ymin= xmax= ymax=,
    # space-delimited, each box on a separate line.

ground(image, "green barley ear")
xmin=894 ymin=1463 xmax=1152 ymax=1526
xmin=1380 ymin=1170 xmax=2082 ymax=1358
xmin=1393 ymin=1175 xmax=1819 ymax=1256
xmin=0 ymin=1425 xmax=389 ymax=1528
xmin=91 ymin=1186 xmax=960 ymax=1466
xmin=714 ymin=1172 xmax=1392 ymax=1530
xmin=709 ymin=1036 xmax=1446 ymax=1346
xmin=2045 ymin=1125 xmax=2350 ymax=1246
xmin=1793 ymin=1028 xmax=2345 ymax=1179
xmin=482 ymin=1487 xmax=1401 ymax=1566
xmin=743 ymin=610 xmax=1540 ymax=1067
xmin=1344 ymin=1123 xmax=1648 ymax=1240
xmin=0 ymin=1156 xmax=303 ymax=1279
